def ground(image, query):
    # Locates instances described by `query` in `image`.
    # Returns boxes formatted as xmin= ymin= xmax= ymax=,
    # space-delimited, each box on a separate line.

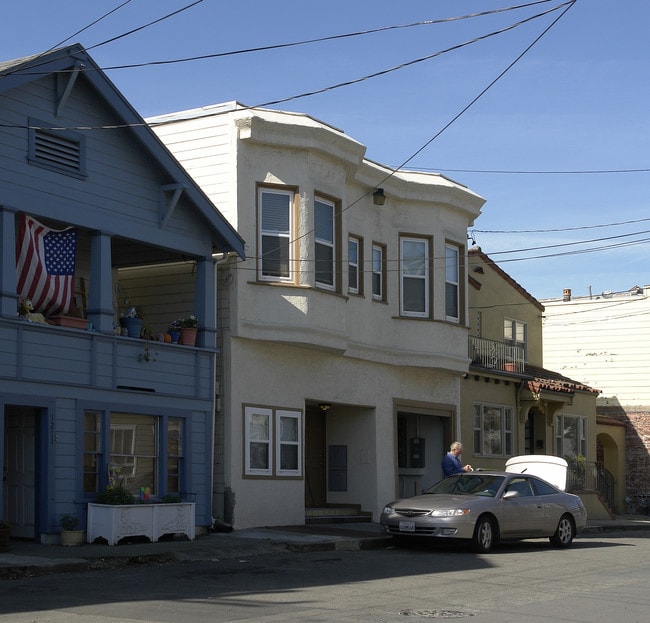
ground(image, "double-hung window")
xmin=83 ymin=411 xmax=184 ymax=497
xmin=473 ymin=403 xmax=513 ymax=456
xmin=400 ymin=237 xmax=429 ymax=317
xmin=315 ymin=197 xmax=336 ymax=290
xmin=244 ymin=406 xmax=302 ymax=477
xmin=258 ymin=188 xmax=293 ymax=281
xmin=504 ymin=318 xmax=527 ymax=360
xmin=445 ymin=243 xmax=460 ymax=322
xmin=555 ymin=413 xmax=587 ymax=458
xmin=372 ymin=243 xmax=385 ymax=301
xmin=348 ymin=236 xmax=362 ymax=295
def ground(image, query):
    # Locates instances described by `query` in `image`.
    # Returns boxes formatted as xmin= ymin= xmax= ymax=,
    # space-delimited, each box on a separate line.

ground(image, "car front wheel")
xmin=472 ymin=515 xmax=496 ymax=553
xmin=550 ymin=514 xmax=575 ymax=547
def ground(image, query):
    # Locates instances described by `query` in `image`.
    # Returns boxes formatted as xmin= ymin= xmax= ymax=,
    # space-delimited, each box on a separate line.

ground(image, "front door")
xmin=4 ymin=406 xmax=37 ymax=538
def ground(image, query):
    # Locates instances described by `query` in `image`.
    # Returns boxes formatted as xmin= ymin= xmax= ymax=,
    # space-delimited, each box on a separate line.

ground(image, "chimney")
xmin=562 ymin=288 xmax=571 ymax=302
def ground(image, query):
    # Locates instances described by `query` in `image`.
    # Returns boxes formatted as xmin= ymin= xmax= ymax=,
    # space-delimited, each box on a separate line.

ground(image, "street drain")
xmin=400 ymin=609 xmax=473 ymax=618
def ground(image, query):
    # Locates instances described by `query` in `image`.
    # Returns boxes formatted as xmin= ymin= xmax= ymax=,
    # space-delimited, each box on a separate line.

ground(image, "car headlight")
xmin=382 ymin=506 xmax=393 ymax=515
xmin=430 ymin=508 xmax=471 ymax=517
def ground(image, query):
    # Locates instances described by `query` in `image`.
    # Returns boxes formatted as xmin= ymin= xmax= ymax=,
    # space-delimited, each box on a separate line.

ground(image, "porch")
xmin=1 ymin=318 xmax=214 ymax=398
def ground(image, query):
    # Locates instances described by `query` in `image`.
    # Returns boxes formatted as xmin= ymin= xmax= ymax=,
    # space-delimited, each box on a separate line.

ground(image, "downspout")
xmin=209 ymin=252 xmax=237 ymax=526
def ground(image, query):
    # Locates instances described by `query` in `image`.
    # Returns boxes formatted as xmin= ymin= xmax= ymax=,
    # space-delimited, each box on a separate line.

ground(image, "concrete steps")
xmin=305 ymin=505 xmax=372 ymax=524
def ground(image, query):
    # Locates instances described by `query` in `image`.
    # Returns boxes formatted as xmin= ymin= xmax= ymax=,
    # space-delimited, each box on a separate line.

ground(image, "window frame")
xmin=445 ymin=243 xmax=461 ymax=322
xmin=473 ymin=402 xmax=514 ymax=457
xmin=83 ymin=409 xmax=185 ymax=498
xmin=276 ymin=410 xmax=302 ymax=477
xmin=244 ymin=405 xmax=303 ymax=478
xmin=555 ymin=413 xmax=587 ymax=459
xmin=504 ymin=318 xmax=527 ymax=361
xmin=400 ymin=236 xmax=430 ymax=318
xmin=257 ymin=186 xmax=295 ymax=283
xmin=371 ymin=243 xmax=386 ymax=301
xmin=314 ymin=195 xmax=338 ymax=291
xmin=348 ymin=235 xmax=363 ymax=295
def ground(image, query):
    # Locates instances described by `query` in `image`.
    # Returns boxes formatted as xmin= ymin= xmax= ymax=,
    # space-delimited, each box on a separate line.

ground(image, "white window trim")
xmin=244 ymin=406 xmax=273 ymax=476
xmin=372 ymin=244 xmax=384 ymax=301
xmin=258 ymin=188 xmax=294 ymax=283
xmin=445 ymin=243 xmax=460 ymax=322
xmin=348 ymin=236 xmax=360 ymax=294
xmin=315 ymin=197 xmax=336 ymax=291
xmin=504 ymin=317 xmax=527 ymax=360
xmin=244 ymin=405 xmax=303 ymax=477
xmin=473 ymin=402 xmax=513 ymax=457
xmin=276 ymin=410 xmax=302 ymax=476
xmin=400 ymin=236 xmax=429 ymax=318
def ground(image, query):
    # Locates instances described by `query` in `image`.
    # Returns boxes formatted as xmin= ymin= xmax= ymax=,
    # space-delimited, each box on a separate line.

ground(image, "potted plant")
xmin=178 ymin=315 xmax=198 ymax=346
xmin=0 ymin=519 xmax=11 ymax=551
xmin=60 ymin=514 xmax=85 ymax=547
xmin=120 ymin=306 xmax=143 ymax=338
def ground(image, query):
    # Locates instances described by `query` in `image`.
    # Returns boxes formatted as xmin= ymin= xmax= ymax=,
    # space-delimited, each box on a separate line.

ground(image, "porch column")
xmin=0 ymin=207 xmax=18 ymax=318
xmin=86 ymin=231 xmax=115 ymax=334
xmin=194 ymin=257 xmax=217 ymax=349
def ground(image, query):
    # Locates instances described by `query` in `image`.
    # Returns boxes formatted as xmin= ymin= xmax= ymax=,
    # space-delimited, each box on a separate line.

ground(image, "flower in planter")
xmin=178 ymin=315 xmax=198 ymax=328
xmin=123 ymin=306 xmax=141 ymax=319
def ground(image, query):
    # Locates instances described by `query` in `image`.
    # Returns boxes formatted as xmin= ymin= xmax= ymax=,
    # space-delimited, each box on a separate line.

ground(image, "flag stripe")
xmin=16 ymin=215 xmax=77 ymax=317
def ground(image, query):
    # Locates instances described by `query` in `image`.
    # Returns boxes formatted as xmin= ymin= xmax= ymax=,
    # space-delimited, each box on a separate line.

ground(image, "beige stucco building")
xmin=148 ymin=102 xmax=485 ymax=528
xmin=461 ymin=249 xmax=614 ymax=517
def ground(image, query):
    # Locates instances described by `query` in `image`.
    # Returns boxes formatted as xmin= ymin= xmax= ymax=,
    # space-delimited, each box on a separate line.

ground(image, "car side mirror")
xmin=503 ymin=490 xmax=519 ymax=500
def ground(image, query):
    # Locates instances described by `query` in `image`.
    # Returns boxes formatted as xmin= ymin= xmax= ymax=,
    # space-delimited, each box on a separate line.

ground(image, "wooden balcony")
xmin=468 ymin=336 xmax=525 ymax=374
xmin=1 ymin=318 xmax=215 ymax=399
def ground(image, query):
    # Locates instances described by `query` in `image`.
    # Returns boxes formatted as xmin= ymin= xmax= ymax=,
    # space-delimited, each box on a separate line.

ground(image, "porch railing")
xmin=566 ymin=459 xmax=615 ymax=511
xmin=468 ymin=336 xmax=525 ymax=373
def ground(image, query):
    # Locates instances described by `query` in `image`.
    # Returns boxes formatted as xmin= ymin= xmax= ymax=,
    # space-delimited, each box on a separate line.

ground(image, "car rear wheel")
xmin=550 ymin=514 xmax=575 ymax=547
xmin=472 ymin=515 xmax=496 ymax=553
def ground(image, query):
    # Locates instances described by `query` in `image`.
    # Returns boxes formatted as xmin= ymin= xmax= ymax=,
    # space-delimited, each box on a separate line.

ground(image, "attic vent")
xmin=28 ymin=119 xmax=86 ymax=179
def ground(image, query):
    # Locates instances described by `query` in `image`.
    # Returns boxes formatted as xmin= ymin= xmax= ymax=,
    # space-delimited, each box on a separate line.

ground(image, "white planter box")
xmin=87 ymin=502 xmax=195 ymax=546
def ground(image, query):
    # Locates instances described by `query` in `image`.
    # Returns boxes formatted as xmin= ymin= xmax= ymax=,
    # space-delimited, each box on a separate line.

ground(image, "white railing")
xmin=468 ymin=336 xmax=525 ymax=373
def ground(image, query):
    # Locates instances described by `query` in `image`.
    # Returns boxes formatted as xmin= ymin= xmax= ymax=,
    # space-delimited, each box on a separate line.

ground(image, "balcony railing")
xmin=1 ymin=318 xmax=214 ymax=400
xmin=468 ymin=336 xmax=525 ymax=373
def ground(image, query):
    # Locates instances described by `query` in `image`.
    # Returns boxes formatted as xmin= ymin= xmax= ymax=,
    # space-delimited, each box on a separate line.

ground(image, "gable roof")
xmin=0 ymin=44 xmax=245 ymax=259
xmin=468 ymin=246 xmax=544 ymax=312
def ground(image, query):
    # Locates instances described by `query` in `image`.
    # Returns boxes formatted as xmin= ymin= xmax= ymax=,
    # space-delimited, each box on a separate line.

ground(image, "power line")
xmin=472 ymin=216 xmax=650 ymax=234
xmin=408 ymin=166 xmax=650 ymax=175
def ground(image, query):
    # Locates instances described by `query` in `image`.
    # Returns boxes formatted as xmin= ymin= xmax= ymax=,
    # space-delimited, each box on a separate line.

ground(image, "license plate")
xmin=399 ymin=521 xmax=416 ymax=532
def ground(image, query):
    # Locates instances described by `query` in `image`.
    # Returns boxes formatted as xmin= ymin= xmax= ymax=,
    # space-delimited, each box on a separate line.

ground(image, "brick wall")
xmin=598 ymin=405 xmax=650 ymax=514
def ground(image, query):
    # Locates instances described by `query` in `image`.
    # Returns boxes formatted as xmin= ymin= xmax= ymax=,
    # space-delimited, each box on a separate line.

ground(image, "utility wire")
xmin=472 ymin=216 xmax=650 ymax=234
xmin=86 ymin=0 xmax=204 ymax=51
xmin=89 ymin=1 xmax=559 ymax=69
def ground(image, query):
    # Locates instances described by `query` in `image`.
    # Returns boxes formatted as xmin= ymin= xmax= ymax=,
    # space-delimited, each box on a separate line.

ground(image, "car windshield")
xmin=424 ymin=474 xmax=505 ymax=497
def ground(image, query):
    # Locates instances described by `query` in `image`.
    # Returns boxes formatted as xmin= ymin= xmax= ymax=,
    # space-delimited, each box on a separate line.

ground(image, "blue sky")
xmin=3 ymin=0 xmax=649 ymax=300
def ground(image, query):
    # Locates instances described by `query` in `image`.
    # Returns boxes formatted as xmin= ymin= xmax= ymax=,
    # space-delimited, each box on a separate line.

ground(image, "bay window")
xmin=258 ymin=187 xmax=293 ymax=281
xmin=315 ymin=197 xmax=336 ymax=290
xmin=445 ymin=243 xmax=460 ymax=322
xmin=400 ymin=236 xmax=429 ymax=317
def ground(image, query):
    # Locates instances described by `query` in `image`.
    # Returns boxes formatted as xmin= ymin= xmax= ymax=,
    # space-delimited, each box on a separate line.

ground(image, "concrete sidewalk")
xmin=1 ymin=516 xmax=649 ymax=579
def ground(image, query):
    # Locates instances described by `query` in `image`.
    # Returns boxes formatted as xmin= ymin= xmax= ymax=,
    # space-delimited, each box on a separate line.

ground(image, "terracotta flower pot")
xmin=180 ymin=327 xmax=197 ymax=346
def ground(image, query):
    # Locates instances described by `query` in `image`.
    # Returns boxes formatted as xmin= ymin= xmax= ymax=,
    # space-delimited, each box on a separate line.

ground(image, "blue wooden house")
xmin=0 ymin=45 xmax=244 ymax=542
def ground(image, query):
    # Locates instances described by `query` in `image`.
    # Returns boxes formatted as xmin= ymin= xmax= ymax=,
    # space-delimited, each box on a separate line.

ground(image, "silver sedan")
xmin=380 ymin=471 xmax=587 ymax=553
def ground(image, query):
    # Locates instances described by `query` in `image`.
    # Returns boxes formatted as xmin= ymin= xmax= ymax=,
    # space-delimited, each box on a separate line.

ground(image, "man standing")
xmin=441 ymin=441 xmax=472 ymax=477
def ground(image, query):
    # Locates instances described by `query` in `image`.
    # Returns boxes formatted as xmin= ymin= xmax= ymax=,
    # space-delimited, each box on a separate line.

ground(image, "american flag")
xmin=16 ymin=215 xmax=77 ymax=317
